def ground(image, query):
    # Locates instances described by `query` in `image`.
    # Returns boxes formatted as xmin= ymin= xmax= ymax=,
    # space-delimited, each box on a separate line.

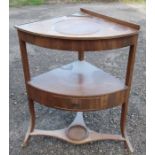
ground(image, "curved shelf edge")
xmin=27 ymin=84 xmax=127 ymax=111
xmin=27 ymin=61 xmax=128 ymax=111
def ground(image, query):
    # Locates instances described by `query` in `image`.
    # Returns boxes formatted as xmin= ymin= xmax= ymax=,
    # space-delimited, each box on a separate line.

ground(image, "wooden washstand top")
xmin=15 ymin=8 xmax=140 ymax=40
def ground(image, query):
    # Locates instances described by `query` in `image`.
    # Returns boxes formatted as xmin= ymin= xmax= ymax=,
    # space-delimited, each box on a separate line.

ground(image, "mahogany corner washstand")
xmin=15 ymin=8 xmax=140 ymax=152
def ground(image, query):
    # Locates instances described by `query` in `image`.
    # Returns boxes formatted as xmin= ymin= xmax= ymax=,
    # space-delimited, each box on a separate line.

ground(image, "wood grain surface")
xmin=15 ymin=8 xmax=139 ymax=40
xmin=16 ymin=8 xmax=140 ymax=152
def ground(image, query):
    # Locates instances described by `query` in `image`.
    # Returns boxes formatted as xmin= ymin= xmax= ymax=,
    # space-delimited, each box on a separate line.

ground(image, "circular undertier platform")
xmin=66 ymin=125 xmax=88 ymax=141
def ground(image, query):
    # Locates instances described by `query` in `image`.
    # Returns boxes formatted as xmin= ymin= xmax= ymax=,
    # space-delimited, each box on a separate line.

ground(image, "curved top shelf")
xmin=15 ymin=8 xmax=140 ymax=40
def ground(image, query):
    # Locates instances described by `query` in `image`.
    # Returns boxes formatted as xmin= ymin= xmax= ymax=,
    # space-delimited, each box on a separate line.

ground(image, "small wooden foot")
xmin=124 ymin=134 xmax=134 ymax=153
xmin=22 ymin=132 xmax=31 ymax=147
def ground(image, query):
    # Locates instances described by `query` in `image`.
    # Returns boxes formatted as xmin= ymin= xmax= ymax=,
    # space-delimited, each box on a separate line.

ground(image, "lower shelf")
xmin=30 ymin=129 xmax=125 ymax=144
xmin=23 ymin=112 xmax=133 ymax=152
xmin=27 ymin=61 xmax=128 ymax=111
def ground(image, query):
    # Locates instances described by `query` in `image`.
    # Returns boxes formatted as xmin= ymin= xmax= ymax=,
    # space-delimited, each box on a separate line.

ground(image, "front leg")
xmin=120 ymin=102 xmax=134 ymax=153
xmin=22 ymin=98 xmax=35 ymax=147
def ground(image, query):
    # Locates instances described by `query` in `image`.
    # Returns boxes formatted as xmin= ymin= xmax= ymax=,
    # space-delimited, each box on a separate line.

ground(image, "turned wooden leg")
xmin=120 ymin=102 xmax=134 ymax=153
xmin=22 ymin=98 xmax=35 ymax=147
